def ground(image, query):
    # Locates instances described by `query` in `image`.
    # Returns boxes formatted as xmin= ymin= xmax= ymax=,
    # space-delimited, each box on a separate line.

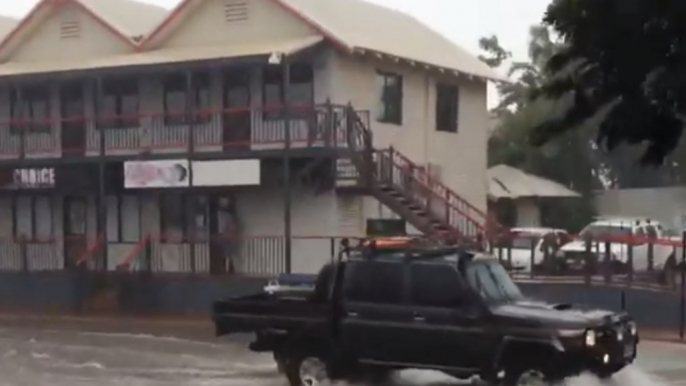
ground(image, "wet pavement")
xmin=0 ymin=324 xmax=685 ymax=386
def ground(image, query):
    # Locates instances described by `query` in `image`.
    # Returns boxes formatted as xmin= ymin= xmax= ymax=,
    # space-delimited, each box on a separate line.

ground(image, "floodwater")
xmin=0 ymin=324 xmax=685 ymax=386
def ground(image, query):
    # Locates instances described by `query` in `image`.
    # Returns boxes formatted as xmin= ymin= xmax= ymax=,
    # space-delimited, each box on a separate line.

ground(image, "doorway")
xmin=223 ymin=70 xmax=251 ymax=150
xmin=63 ymin=196 xmax=88 ymax=268
xmin=60 ymin=82 xmax=86 ymax=157
xmin=208 ymin=194 xmax=239 ymax=274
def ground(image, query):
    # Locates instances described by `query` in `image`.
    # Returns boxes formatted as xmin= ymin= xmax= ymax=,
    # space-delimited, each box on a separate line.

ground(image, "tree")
xmin=483 ymin=27 xmax=600 ymax=231
xmin=533 ymin=0 xmax=686 ymax=165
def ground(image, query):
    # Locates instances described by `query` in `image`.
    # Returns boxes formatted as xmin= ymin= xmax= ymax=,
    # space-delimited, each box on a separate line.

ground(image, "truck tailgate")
xmin=212 ymin=292 xmax=328 ymax=336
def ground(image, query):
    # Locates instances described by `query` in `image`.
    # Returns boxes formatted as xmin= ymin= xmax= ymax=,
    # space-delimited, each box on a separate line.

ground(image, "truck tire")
xmin=503 ymin=368 xmax=549 ymax=386
xmin=284 ymin=355 xmax=328 ymax=386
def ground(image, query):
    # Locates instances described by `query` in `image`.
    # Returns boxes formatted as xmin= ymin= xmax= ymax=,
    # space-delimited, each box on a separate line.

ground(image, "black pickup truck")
xmin=212 ymin=238 xmax=639 ymax=386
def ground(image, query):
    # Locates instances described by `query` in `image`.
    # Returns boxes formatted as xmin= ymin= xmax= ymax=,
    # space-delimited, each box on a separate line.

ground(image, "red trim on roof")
xmin=0 ymin=0 xmax=136 ymax=58
xmin=138 ymin=0 xmax=193 ymax=50
xmin=139 ymin=0 xmax=350 ymax=53
xmin=70 ymin=0 xmax=138 ymax=49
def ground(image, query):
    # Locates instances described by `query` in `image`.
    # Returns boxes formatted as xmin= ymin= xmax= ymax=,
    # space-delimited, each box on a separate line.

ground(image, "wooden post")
xmin=283 ymin=62 xmax=292 ymax=274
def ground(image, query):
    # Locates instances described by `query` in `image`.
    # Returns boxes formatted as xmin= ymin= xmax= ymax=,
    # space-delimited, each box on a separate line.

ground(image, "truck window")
xmin=410 ymin=264 xmax=465 ymax=308
xmin=343 ymin=261 xmax=405 ymax=304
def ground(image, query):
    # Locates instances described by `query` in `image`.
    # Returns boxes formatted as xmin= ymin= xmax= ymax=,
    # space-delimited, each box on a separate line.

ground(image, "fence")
xmin=0 ymin=233 xmax=684 ymax=334
xmin=487 ymin=229 xmax=686 ymax=290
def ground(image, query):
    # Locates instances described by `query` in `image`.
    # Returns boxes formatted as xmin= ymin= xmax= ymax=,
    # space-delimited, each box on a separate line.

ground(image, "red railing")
xmin=0 ymin=103 xmax=370 ymax=157
xmin=343 ymin=105 xmax=498 ymax=244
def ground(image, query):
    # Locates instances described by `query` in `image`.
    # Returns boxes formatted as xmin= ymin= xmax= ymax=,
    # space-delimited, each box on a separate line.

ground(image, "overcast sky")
xmin=0 ymin=0 xmax=553 ymax=105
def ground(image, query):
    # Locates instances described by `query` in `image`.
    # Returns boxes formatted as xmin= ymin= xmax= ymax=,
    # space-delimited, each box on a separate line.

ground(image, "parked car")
xmin=212 ymin=237 xmax=638 ymax=386
xmin=557 ymin=217 xmax=681 ymax=279
xmin=499 ymin=227 xmax=571 ymax=273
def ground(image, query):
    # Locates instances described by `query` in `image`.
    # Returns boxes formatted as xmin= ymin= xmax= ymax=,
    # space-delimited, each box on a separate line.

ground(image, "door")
xmin=63 ymin=197 xmax=88 ymax=268
xmin=407 ymin=263 xmax=488 ymax=370
xmin=208 ymin=195 xmax=237 ymax=274
xmin=339 ymin=261 xmax=416 ymax=364
xmin=223 ymin=70 xmax=251 ymax=150
xmin=60 ymin=82 xmax=86 ymax=157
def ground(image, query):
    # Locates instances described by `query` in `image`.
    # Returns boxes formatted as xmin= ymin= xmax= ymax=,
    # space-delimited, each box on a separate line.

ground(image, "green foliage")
xmin=535 ymin=0 xmax=686 ymax=165
xmin=482 ymin=26 xmax=599 ymax=231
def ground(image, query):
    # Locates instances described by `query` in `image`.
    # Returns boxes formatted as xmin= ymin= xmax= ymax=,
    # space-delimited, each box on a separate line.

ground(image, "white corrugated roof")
xmin=0 ymin=15 xmax=17 ymax=41
xmin=0 ymin=36 xmax=322 ymax=76
xmin=282 ymin=0 xmax=504 ymax=81
xmin=77 ymin=0 xmax=169 ymax=39
xmin=488 ymin=164 xmax=581 ymax=200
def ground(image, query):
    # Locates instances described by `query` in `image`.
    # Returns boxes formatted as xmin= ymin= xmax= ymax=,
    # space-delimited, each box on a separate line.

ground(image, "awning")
xmin=488 ymin=164 xmax=581 ymax=200
xmin=0 ymin=35 xmax=323 ymax=76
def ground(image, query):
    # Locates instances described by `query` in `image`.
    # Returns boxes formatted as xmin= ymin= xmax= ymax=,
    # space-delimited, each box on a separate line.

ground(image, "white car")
xmin=557 ymin=218 xmax=681 ymax=277
xmin=499 ymin=227 xmax=570 ymax=273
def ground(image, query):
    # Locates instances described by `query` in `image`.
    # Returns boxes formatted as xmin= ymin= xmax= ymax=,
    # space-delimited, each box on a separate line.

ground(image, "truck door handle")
xmin=413 ymin=314 xmax=426 ymax=322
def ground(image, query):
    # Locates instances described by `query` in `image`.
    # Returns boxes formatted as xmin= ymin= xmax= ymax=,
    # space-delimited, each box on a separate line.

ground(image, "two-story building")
xmin=0 ymin=0 xmax=500 ymax=275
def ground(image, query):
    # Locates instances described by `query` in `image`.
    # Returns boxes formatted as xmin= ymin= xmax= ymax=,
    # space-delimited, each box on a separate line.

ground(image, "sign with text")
xmin=13 ymin=168 xmax=55 ymax=188
xmin=124 ymin=160 xmax=190 ymax=188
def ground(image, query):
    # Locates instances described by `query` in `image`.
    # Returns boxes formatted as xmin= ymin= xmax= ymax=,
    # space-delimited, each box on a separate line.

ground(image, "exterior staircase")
xmin=340 ymin=105 xmax=497 ymax=246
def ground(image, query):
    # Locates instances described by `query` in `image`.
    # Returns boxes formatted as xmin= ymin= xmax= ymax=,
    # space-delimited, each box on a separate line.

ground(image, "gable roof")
xmin=0 ymin=0 xmax=167 ymax=57
xmin=141 ymin=0 xmax=503 ymax=82
xmin=77 ymin=0 xmax=169 ymax=40
xmin=488 ymin=165 xmax=581 ymax=200
xmin=0 ymin=15 xmax=17 ymax=41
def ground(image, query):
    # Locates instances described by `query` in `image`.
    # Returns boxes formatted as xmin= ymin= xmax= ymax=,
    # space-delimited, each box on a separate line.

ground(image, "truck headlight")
xmin=585 ymin=330 xmax=597 ymax=347
xmin=628 ymin=321 xmax=637 ymax=336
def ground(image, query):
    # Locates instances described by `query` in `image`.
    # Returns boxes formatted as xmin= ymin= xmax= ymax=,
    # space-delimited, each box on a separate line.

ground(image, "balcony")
xmin=0 ymin=104 xmax=370 ymax=161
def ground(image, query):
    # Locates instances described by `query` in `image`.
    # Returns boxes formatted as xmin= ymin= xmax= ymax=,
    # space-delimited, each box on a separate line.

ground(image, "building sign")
xmin=191 ymin=160 xmax=260 ymax=186
xmin=13 ymin=168 xmax=55 ymax=188
xmin=124 ymin=160 xmax=190 ymax=188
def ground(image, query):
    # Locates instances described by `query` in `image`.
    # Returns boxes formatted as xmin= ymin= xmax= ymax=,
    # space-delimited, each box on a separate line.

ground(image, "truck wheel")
xmin=284 ymin=356 xmax=328 ymax=386
xmin=505 ymin=369 xmax=548 ymax=386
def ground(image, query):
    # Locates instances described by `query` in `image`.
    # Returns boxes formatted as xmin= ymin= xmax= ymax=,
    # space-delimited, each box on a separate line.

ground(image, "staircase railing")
xmin=343 ymin=104 xmax=501 ymax=242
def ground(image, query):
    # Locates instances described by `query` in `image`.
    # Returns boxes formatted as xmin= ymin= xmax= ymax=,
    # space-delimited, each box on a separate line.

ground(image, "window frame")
xmin=106 ymin=195 xmax=142 ymax=243
xmin=163 ymin=74 xmax=188 ymax=126
xmin=342 ymin=261 xmax=408 ymax=305
xmin=262 ymin=63 xmax=314 ymax=120
xmin=375 ymin=71 xmax=403 ymax=125
xmin=9 ymin=85 xmax=53 ymax=135
xmin=435 ymin=83 xmax=459 ymax=133
xmin=12 ymin=195 xmax=54 ymax=243
xmin=159 ymin=193 xmax=209 ymax=243
xmin=409 ymin=263 xmax=470 ymax=308
xmin=192 ymin=72 xmax=212 ymax=125
xmin=100 ymin=78 xmax=139 ymax=130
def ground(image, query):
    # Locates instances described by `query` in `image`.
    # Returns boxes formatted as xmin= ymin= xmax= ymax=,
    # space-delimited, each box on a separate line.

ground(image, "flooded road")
xmin=0 ymin=325 xmax=685 ymax=386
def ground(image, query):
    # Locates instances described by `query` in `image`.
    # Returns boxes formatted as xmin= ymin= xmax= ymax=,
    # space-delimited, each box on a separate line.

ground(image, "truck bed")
xmin=212 ymin=291 xmax=329 ymax=337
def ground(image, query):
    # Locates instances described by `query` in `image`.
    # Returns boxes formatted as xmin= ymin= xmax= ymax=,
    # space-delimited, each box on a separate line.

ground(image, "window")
xmin=106 ymin=195 xmax=141 ymax=243
xmin=9 ymin=86 xmax=52 ymax=135
xmin=436 ymin=83 xmax=459 ymax=132
xmin=159 ymin=194 xmax=209 ymax=243
xmin=160 ymin=194 xmax=185 ymax=242
xmin=376 ymin=71 xmax=403 ymax=124
xmin=262 ymin=64 xmax=314 ymax=119
xmin=100 ymin=78 xmax=139 ymax=129
xmin=163 ymin=74 xmax=188 ymax=126
xmin=192 ymin=72 xmax=212 ymax=124
xmin=13 ymin=196 xmax=53 ymax=242
xmin=410 ymin=264 xmax=465 ymax=308
xmin=186 ymin=195 xmax=208 ymax=242
xmin=343 ymin=261 xmax=405 ymax=304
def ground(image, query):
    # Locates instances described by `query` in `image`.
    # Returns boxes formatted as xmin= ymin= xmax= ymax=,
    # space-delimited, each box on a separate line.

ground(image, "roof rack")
xmin=344 ymin=236 xmax=475 ymax=263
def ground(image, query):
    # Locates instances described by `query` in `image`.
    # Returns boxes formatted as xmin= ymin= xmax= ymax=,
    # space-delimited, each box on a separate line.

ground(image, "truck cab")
xmin=212 ymin=237 xmax=638 ymax=386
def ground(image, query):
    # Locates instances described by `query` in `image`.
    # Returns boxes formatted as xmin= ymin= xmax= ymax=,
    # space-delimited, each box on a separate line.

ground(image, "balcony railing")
xmin=0 ymin=104 xmax=370 ymax=159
